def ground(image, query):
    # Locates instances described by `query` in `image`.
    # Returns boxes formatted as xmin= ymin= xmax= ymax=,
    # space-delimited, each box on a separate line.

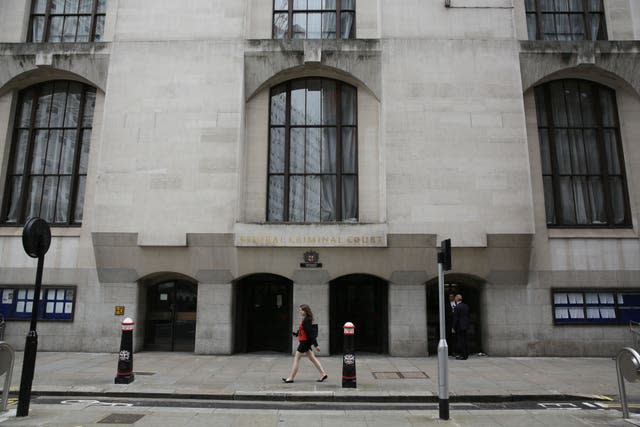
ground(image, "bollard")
xmin=342 ymin=322 xmax=356 ymax=388
xmin=114 ymin=317 xmax=135 ymax=384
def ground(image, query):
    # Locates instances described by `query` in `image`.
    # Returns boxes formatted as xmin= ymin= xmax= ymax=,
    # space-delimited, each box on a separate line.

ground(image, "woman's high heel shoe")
xmin=282 ymin=378 xmax=294 ymax=383
xmin=316 ymin=374 xmax=328 ymax=382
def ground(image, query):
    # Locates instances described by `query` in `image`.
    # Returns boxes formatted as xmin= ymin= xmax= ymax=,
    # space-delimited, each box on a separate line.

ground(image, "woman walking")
xmin=282 ymin=304 xmax=328 ymax=383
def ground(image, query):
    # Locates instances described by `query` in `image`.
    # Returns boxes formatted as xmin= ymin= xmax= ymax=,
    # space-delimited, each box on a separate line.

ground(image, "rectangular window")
xmin=29 ymin=0 xmax=106 ymax=43
xmin=525 ymin=0 xmax=606 ymax=41
xmin=552 ymin=289 xmax=640 ymax=325
xmin=0 ymin=286 xmax=76 ymax=321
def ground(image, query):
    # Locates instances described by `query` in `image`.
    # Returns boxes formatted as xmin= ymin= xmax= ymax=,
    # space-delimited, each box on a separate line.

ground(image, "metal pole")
xmin=17 ymin=255 xmax=44 ymax=417
xmin=437 ymin=258 xmax=449 ymax=420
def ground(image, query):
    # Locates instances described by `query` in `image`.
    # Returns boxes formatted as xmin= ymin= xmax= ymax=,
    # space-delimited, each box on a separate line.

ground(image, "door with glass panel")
xmin=145 ymin=281 xmax=197 ymax=352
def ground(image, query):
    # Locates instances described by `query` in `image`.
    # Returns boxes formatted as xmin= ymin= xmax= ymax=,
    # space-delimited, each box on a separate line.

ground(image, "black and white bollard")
xmin=342 ymin=322 xmax=356 ymax=388
xmin=114 ymin=317 xmax=135 ymax=384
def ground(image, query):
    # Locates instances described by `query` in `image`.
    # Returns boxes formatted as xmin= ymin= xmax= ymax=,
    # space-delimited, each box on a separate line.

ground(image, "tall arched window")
xmin=268 ymin=79 xmax=357 ymax=222
xmin=525 ymin=0 xmax=606 ymax=41
xmin=2 ymin=81 xmax=96 ymax=226
xmin=273 ymin=0 xmax=355 ymax=39
xmin=29 ymin=0 xmax=106 ymax=43
xmin=534 ymin=79 xmax=630 ymax=227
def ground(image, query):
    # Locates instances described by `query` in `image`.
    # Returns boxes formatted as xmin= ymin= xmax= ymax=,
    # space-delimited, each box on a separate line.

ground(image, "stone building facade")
xmin=0 ymin=0 xmax=639 ymax=356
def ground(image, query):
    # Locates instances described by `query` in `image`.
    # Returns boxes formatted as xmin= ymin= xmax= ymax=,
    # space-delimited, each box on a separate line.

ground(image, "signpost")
xmin=17 ymin=217 xmax=51 ymax=417
xmin=437 ymin=238 xmax=452 ymax=420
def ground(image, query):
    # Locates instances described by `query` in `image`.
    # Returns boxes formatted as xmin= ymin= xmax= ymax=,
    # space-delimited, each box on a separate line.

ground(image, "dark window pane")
xmin=341 ymin=175 xmax=357 ymax=221
xmin=323 ymin=0 xmax=336 ymax=10
xmin=525 ymin=0 xmax=536 ymax=12
xmin=321 ymin=175 xmax=336 ymax=221
xmin=541 ymin=0 xmax=555 ymax=12
xmin=588 ymin=177 xmax=606 ymax=224
xmin=94 ymin=15 xmax=105 ymax=42
xmin=342 ymin=127 xmax=356 ymax=173
xmin=321 ymin=80 xmax=337 ymax=125
xmin=569 ymin=130 xmax=586 ymax=175
xmin=599 ymin=89 xmax=616 ymax=127
xmin=31 ymin=130 xmax=48 ymax=174
xmin=559 ymin=177 xmax=576 ymax=224
xmin=578 ymin=82 xmax=595 ymax=126
xmin=41 ymin=176 xmax=59 ymax=223
xmin=342 ymin=0 xmax=355 ymax=10
xmin=65 ymin=0 xmax=79 ymax=14
xmin=292 ymin=13 xmax=307 ymax=38
xmin=51 ymin=0 xmax=65 ymax=13
xmin=554 ymin=129 xmax=571 ymax=174
xmin=573 ymin=177 xmax=589 ymax=224
xmin=568 ymin=0 xmax=583 ymax=11
xmin=539 ymin=130 xmax=552 ymax=175
xmin=341 ymin=85 xmax=356 ymax=125
xmin=61 ymin=130 xmax=77 ymax=174
xmin=77 ymin=16 xmax=91 ymax=42
xmin=32 ymin=16 xmax=45 ymax=42
xmin=50 ymin=86 xmax=67 ymax=127
xmin=48 ymin=16 xmax=64 ymax=42
xmin=274 ymin=0 xmax=289 ymax=11
xmin=268 ymin=176 xmax=285 ymax=221
xmin=73 ymin=176 xmax=86 ymax=222
xmin=293 ymin=0 xmax=307 ymax=10
xmin=64 ymin=83 xmax=82 ymax=127
xmin=290 ymin=81 xmax=306 ymax=125
xmin=603 ymin=129 xmax=621 ymax=175
xmin=290 ymin=128 xmax=305 ymax=173
xmin=322 ymin=128 xmax=337 ymax=173
xmin=549 ymin=82 xmax=568 ymax=126
xmin=97 ymin=0 xmax=106 ymax=13
xmin=79 ymin=0 xmax=93 ymax=13
xmin=609 ymin=178 xmax=626 ymax=225
xmin=34 ymin=0 xmax=47 ymax=14
xmin=555 ymin=0 xmax=569 ymax=12
xmin=35 ymin=85 xmax=54 ymax=128
xmin=308 ymin=0 xmax=321 ymax=8
xmin=55 ymin=176 xmax=71 ymax=223
xmin=306 ymin=128 xmax=321 ymax=173
xmin=340 ymin=11 xmax=354 ymax=39
xmin=273 ymin=13 xmax=288 ymax=39
xmin=564 ymin=81 xmax=581 ymax=126
xmin=583 ymin=129 xmax=600 ymax=174
xmin=570 ymin=14 xmax=585 ymax=39
xmin=79 ymin=130 xmax=91 ymax=174
xmin=270 ymin=85 xmax=287 ymax=125
xmin=269 ymin=128 xmax=285 ymax=173
xmin=13 ymin=131 xmax=30 ymax=174
xmin=82 ymin=90 xmax=96 ymax=126
xmin=589 ymin=0 xmax=603 ymax=11
xmin=322 ymin=12 xmax=336 ymax=39
xmin=307 ymin=13 xmax=321 ymax=38
xmin=590 ymin=14 xmax=604 ymax=39
xmin=306 ymin=80 xmax=322 ymax=125
xmin=526 ymin=14 xmax=537 ymax=40
xmin=45 ymin=130 xmax=63 ymax=174
xmin=289 ymin=176 xmax=305 ymax=221
xmin=543 ymin=176 xmax=555 ymax=224
xmin=26 ymin=176 xmax=44 ymax=219
xmin=541 ymin=14 xmax=556 ymax=40
xmin=305 ymin=175 xmax=321 ymax=221
xmin=6 ymin=177 xmax=23 ymax=223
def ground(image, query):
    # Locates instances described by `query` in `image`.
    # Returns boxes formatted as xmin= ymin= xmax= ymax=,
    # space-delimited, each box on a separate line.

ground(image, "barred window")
xmin=273 ymin=0 xmax=355 ymax=40
xmin=534 ymin=80 xmax=630 ymax=227
xmin=29 ymin=0 xmax=106 ymax=43
xmin=525 ymin=0 xmax=606 ymax=41
xmin=2 ymin=81 xmax=96 ymax=226
xmin=268 ymin=79 xmax=357 ymax=222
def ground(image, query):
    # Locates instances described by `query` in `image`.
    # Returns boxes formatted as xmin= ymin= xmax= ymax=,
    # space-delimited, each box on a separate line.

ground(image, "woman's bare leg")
xmin=306 ymin=350 xmax=327 ymax=377
xmin=286 ymin=351 xmax=304 ymax=381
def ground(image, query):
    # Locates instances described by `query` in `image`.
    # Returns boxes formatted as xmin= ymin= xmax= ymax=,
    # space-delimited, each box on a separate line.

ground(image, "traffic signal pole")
xmin=437 ymin=239 xmax=451 ymax=420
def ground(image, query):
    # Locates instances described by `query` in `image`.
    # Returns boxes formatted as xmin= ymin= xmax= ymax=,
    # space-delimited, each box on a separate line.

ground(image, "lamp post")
xmin=17 ymin=217 xmax=51 ymax=417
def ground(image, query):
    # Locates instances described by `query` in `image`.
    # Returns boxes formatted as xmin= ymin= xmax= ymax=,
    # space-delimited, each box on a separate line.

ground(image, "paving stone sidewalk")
xmin=5 ymin=352 xmax=637 ymax=402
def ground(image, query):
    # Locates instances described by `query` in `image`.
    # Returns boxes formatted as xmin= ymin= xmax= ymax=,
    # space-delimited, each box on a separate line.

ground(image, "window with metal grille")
xmin=534 ymin=80 xmax=630 ymax=227
xmin=2 ymin=81 xmax=96 ymax=226
xmin=268 ymin=79 xmax=358 ymax=222
xmin=525 ymin=0 xmax=606 ymax=41
xmin=273 ymin=0 xmax=355 ymax=39
xmin=29 ymin=0 xmax=106 ymax=43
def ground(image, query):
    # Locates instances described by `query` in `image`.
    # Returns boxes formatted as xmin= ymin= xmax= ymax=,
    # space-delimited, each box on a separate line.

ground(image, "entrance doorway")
xmin=234 ymin=274 xmax=292 ymax=353
xmin=426 ymin=281 xmax=482 ymax=355
xmin=329 ymin=274 xmax=388 ymax=354
xmin=144 ymin=280 xmax=197 ymax=352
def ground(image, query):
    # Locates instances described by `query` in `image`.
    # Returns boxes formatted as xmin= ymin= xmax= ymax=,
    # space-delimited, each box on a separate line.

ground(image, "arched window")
xmin=268 ymin=79 xmax=357 ymax=222
xmin=273 ymin=0 xmax=355 ymax=40
xmin=534 ymin=79 xmax=630 ymax=227
xmin=2 ymin=81 xmax=96 ymax=226
xmin=525 ymin=0 xmax=606 ymax=41
xmin=29 ymin=0 xmax=106 ymax=43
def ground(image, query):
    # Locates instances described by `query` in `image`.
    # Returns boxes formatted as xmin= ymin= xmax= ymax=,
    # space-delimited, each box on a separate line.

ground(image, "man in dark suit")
xmin=445 ymin=293 xmax=456 ymax=355
xmin=452 ymin=293 xmax=470 ymax=360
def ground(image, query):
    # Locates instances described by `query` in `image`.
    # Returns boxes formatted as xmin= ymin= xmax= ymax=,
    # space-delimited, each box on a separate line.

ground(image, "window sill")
xmin=547 ymin=228 xmax=638 ymax=239
xmin=0 ymin=227 xmax=81 ymax=238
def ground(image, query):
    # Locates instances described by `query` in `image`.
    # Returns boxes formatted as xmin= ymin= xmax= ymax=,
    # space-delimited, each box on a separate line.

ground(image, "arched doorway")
xmin=144 ymin=279 xmax=197 ymax=352
xmin=426 ymin=277 xmax=483 ymax=356
xmin=234 ymin=274 xmax=293 ymax=353
xmin=329 ymin=274 xmax=388 ymax=354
